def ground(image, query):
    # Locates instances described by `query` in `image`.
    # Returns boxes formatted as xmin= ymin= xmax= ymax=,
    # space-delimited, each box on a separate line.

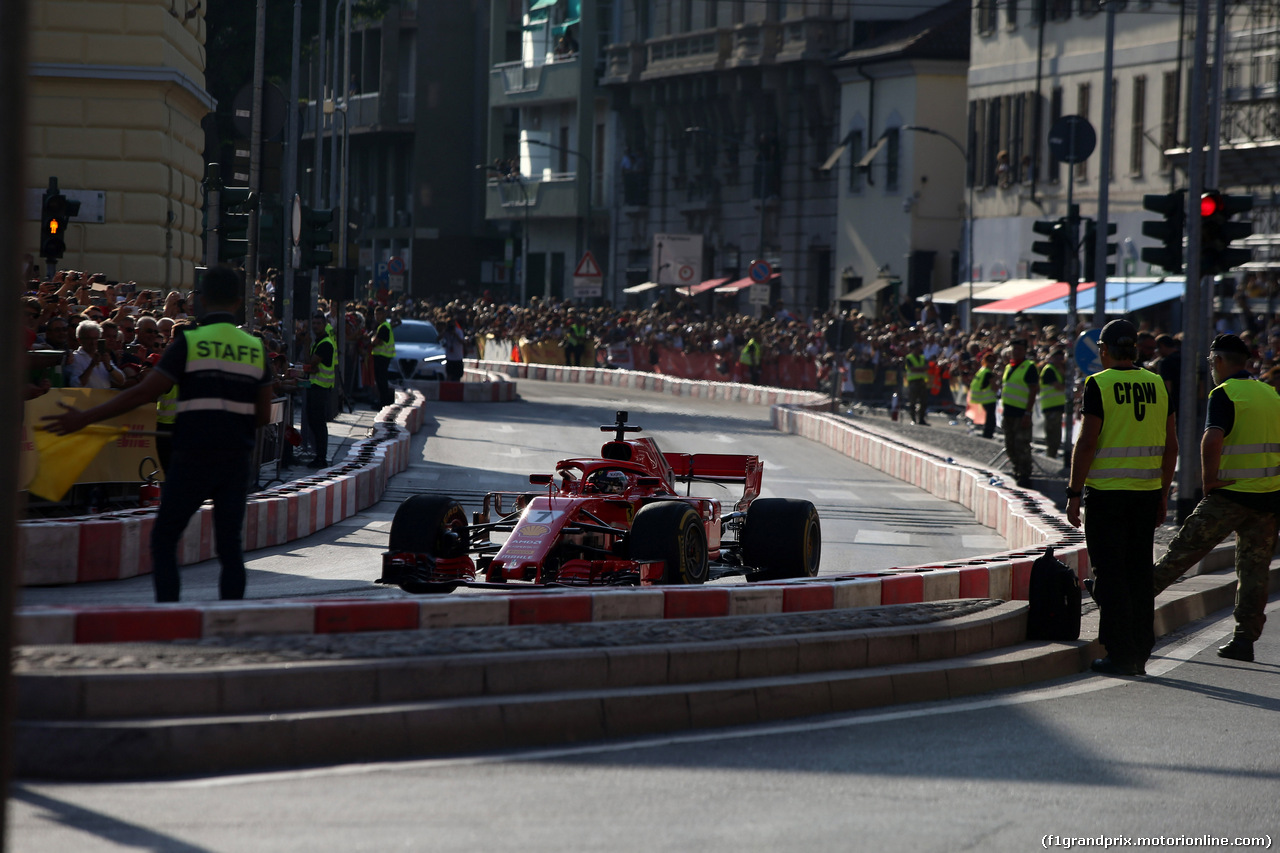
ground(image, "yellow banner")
xmin=23 ymin=389 xmax=162 ymax=501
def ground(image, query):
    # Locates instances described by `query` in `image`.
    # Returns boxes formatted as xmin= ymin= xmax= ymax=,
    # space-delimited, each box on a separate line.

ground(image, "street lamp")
xmin=901 ymin=124 xmax=974 ymax=331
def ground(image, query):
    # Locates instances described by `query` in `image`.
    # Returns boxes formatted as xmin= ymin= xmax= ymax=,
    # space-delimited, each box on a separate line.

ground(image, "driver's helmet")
xmin=590 ymin=469 xmax=629 ymax=494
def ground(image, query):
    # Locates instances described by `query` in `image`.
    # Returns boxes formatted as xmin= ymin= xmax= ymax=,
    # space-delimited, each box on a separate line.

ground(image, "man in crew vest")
xmin=305 ymin=310 xmax=337 ymax=468
xmin=969 ymin=352 xmax=999 ymax=439
xmin=564 ymin=310 xmax=589 ymax=367
xmin=740 ymin=334 xmax=763 ymax=385
xmin=1039 ymin=348 xmax=1067 ymax=458
xmin=1152 ymin=334 xmax=1280 ymax=663
xmin=904 ymin=337 xmax=930 ymax=425
xmin=1065 ymin=319 xmax=1177 ymax=676
xmin=1001 ymin=338 xmax=1040 ymax=486
xmin=43 ymin=266 xmax=274 ymax=602
xmin=369 ymin=304 xmax=395 ymax=409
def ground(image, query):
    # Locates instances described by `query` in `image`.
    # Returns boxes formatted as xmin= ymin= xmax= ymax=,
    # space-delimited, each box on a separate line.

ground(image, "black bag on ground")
xmin=1026 ymin=546 xmax=1081 ymax=641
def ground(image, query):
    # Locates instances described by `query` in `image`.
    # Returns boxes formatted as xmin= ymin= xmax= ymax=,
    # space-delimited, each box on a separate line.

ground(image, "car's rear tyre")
xmin=387 ymin=495 xmax=469 ymax=593
xmin=630 ymin=501 xmax=708 ymax=585
xmin=741 ymin=498 xmax=821 ymax=580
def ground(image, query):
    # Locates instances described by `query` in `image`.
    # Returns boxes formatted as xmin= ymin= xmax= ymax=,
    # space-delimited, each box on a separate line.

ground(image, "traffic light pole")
xmin=205 ymin=164 xmax=221 ymax=268
xmin=245 ymin=0 xmax=267 ymax=330
xmin=1092 ymin=0 xmax=1118 ymax=327
xmin=1062 ymin=201 xmax=1080 ymax=475
xmin=1176 ymin=0 xmax=1212 ymax=524
xmin=283 ymin=0 xmax=302 ymax=358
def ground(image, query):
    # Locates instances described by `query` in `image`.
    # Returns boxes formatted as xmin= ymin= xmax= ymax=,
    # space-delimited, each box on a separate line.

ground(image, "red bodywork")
xmin=381 ymin=431 xmax=763 ymax=588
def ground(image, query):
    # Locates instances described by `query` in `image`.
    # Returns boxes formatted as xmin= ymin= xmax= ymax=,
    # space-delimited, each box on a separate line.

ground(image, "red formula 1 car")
xmin=377 ymin=411 xmax=821 ymax=593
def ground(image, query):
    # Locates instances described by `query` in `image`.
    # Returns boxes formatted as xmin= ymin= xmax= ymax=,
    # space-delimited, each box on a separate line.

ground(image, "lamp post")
xmin=901 ymin=125 xmax=974 ymax=331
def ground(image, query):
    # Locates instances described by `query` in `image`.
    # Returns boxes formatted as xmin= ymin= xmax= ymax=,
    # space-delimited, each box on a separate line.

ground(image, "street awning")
xmin=716 ymin=273 xmax=778 ymax=293
xmin=677 ymin=277 xmax=729 ymax=296
xmin=839 ymin=276 xmax=898 ymax=302
xmin=1024 ymin=279 xmax=1185 ymax=315
xmin=927 ymin=282 xmax=1000 ymax=304
xmin=976 ymin=282 xmax=1094 ymax=315
xmin=856 ymin=134 xmax=889 ymax=170
xmin=623 ymin=281 xmax=660 ymax=294
xmin=970 ymin=278 xmax=1054 ymax=302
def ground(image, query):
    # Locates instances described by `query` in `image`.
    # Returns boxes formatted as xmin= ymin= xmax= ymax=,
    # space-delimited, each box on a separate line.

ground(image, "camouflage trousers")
xmin=1042 ymin=407 xmax=1063 ymax=459
xmin=1002 ymin=412 xmax=1033 ymax=481
xmin=1153 ymin=491 xmax=1278 ymax=643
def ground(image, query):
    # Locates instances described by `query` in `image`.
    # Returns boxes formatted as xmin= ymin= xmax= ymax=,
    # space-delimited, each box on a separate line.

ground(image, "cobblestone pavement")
xmin=14 ymin=600 xmax=1002 ymax=672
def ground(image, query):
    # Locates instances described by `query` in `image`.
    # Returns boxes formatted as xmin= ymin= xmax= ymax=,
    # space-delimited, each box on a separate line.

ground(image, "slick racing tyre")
xmin=387 ymin=495 xmax=469 ymax=593
xmin=630 ymin=501 xmax=709 ymax=585
xmin=741 ymin=498 xmax=821 ymax=581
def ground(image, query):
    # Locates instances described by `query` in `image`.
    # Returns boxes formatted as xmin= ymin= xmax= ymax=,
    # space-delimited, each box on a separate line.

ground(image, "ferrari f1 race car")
xmin=377 ymin=411 xmax=821 ymax=593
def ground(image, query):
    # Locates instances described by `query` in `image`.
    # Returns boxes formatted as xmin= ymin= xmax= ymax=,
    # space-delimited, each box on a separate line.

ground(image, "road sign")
xmin=388 ymin=274 xmax=405 ymax=292
xmin=676 ymin=264 xmax=696 ymax=284
xmin=748 ymin=259 xmax=773 ymax=284
xmin=387 ymin=256 xmax=405 ymax=275
xmin=1048 ymin=115 xmax=1096 ymax=164
xmin=1075 ymin=328 xmax=1102 ymax=376
xmin=653 ymin=233 xmax=702 ymax=285
xmin=573 ymin=250 xmax=602 ymax=278
xmin=749 ymin=283 xmax=772 ymax=307
xmin=375 ymin=262 xmax=388 ymax=285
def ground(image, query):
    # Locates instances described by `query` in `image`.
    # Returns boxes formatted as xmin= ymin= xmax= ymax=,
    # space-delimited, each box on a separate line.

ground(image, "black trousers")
xmin=981 ymin=402 xmax=997 ymax=438
xmin=305 ymin=384 xmax=330 ymax=464
xmin=373 ymin=355 xmax=393 ymax=407
xmin=150 ymin=448 xmax=252 ymax=602
xmin=1084 ymin=487 xmax=1161 ymax=666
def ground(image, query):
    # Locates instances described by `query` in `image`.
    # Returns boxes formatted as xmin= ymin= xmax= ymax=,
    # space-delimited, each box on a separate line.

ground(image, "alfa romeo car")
xmin=377 ymin=411 xmax=821 ymax=593
xmin=386 ymin=318 xmax=447 ymax=382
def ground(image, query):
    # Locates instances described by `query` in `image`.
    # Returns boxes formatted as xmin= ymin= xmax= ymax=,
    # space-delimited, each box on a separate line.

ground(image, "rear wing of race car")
xmin=663 ymin=453 xmax=762 ymax=511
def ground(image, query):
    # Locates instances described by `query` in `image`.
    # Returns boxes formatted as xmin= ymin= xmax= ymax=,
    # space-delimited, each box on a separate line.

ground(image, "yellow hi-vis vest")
xmin=311 ymin=328 xmax=337 ymax=389
xmin=969 ymin=366 xmax=997 ymax=405
xmin=1216 ymin=377 xmax=1280 ymax=494
xmin=176 ymin=322 xmax=266 ymax=420
xmin=904 ymin=352 xmax=928 ymax=383
xmin=373 ymin=320 xmax=396 ymax=359
xmin=1039 ymin=363 xmax=1066 ymax=410
xmin=1001 ymin=360 xmax=1037 ymax=409
xmin=1085 ymin=367 xmax=1168 ymax=491
xmin=156 ymin=384 xmax=179 ymax=425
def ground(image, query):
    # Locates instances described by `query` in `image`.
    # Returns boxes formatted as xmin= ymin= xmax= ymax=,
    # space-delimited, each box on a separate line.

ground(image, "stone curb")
xmin=17 ymin=565 xmax=1270 ymax=780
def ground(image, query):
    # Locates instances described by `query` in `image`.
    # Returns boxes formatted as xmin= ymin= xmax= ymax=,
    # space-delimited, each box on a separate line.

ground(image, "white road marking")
xmin=890 ymin=491 xmax=936 ymax=502
xmin=809 ymin=489 xmax=862 ymax=502
xmin=166 ymin=604 xmax=1271 ymax=791
xmin=854 ymin=530 xmax=912 ymax=545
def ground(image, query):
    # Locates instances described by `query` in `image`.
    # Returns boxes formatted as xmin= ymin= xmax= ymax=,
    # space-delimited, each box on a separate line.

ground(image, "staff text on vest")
xmin=195 ymin=340 xmax=262 ymax=363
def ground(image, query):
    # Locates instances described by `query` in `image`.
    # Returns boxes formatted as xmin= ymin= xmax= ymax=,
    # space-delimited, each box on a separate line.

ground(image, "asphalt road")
xmin=20 ymin=380 xmax=1008 ymax=606
xmin=8 ymin=604 xmax=1278 ymax=852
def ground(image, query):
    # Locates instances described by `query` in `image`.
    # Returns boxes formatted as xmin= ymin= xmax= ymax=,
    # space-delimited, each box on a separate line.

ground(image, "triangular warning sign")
xmin=573 ymin=251 xmax=602 ymax=278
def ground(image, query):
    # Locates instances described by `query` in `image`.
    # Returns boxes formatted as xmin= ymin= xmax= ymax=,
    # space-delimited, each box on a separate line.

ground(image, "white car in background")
xmin=387 ymin=319 xmax=447 ymax=382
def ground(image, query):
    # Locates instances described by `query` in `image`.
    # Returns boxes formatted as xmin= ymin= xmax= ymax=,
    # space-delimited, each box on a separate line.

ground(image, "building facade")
xmin=26 ymin=0 xmax=211 ymax=289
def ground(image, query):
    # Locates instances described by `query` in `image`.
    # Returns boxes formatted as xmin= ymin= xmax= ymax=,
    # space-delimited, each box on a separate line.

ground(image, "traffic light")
xmin=40 ymin=191 xmax=68 ymax=260
xmin=299 ymin=205 xmax=334 ymax=269
xmin=258 ymin=196 xmax=284 ymax=269
xmin=218 ymin=186 xmax=256 ymax=263
xmin=1140 ymin=191 xmax=1185 ymax=273
xmin=1083 ymin=218 xmax=1117 ymax=281
xmin=1199 ymin=190 xmax=1253 ymax=275
xmin=1030 ymin=218 xmax=1069 ymax=282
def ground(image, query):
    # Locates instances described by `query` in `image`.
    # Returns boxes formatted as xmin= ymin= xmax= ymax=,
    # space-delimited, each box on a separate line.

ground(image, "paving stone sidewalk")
xmin=14 ymin=600 xmax=1003 ymax=672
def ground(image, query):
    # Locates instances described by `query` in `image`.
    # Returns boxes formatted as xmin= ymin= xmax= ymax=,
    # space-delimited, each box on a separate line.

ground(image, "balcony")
xmin=776 ymin=18 xmax=837 ymax=62
xmin=601 ymin=42 xmax=646 ymax=85
xmin=489 ymin=56 xmax=582 ymax=109
xmin=301 ymin=90 xmax=415 ymax=138
xmin=726 ymin=22 xmax=782 ymax=68
xmin=639 ymin=30 xmax=730 ymax=80
xmin=484 ymin=174 xmax=582 ymax=221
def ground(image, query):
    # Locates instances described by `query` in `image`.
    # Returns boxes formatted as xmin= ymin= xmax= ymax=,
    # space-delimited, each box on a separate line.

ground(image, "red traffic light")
xmin=1200 ymin=191 xmax=1222 ymax=218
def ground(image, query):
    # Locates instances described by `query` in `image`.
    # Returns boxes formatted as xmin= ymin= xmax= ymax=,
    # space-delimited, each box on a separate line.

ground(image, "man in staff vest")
xmin=369 ymin=304 xmax=395 ymax=410
xmin=1152 ymin=334 xmax=1280 ymax=663
xmin=305 ymin=310 xmax=337 ymax=468
xmin=1001 ymin=338 xmax=1039 ymax=486
xmin=43 ymin=266 xmax=274 ymax=601
xmin=1039 ymin=348 xmax=1067 ymax=459
xmin=1065 ymin=319 xmax=1177 ymax=676
xmin=969 ymin=352 xmax=999 ymax=439
xmin=904 ymin=337 xmax=930 ymax=425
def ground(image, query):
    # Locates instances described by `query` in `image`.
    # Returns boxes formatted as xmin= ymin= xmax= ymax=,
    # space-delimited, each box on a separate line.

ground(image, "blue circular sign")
xmin=1075 ymin=328 xmax=1102 ymax=376
xmin=748 ymin=259 xmax=773 ymax=284
xmin=387 ymin=256 xmax=406 ymax=275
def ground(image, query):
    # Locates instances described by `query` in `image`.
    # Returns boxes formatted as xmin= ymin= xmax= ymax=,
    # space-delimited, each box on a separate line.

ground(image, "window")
xmin=847 ymin=130 xmax=864 ymax=193
xmin=1077 ymin=0 xmax=1096 ymax=16
xmin=967 ymin=100 xmax=982 ymax=188
xmin=1049 ymin=0 xmax=1071 ymax=21
xmin=977 ymin=0 xmax=998 ymax=34
xmin=1130 ymin=75 xmax=1146 ymax=176
xmin=885 ymin=128 xmax=900 ymax=191
xmin=1030 ymin=0 xmax=1045 ymax=24
xmin=1007 ymin=0 xmax=1018 ymax=27
xmin=1076 ymin=82 xmax=1090 ymax=181
xmin=985 ymin=97 xmax=1001 ymax=187
xmin=1159 ymin=70 xmax=1179 ymax=174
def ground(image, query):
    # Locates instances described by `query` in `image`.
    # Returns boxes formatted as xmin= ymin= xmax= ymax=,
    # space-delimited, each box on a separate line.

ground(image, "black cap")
xmin=1010 ymin=338 xmax=1028 ymax=347
xmin=1209 ymin=333 xmax=1251 ymax=357
xmin=312 ymin=310 xmax=327 ymax=320
xmin=1100 ymin=319 xmax=1138 ymax=347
